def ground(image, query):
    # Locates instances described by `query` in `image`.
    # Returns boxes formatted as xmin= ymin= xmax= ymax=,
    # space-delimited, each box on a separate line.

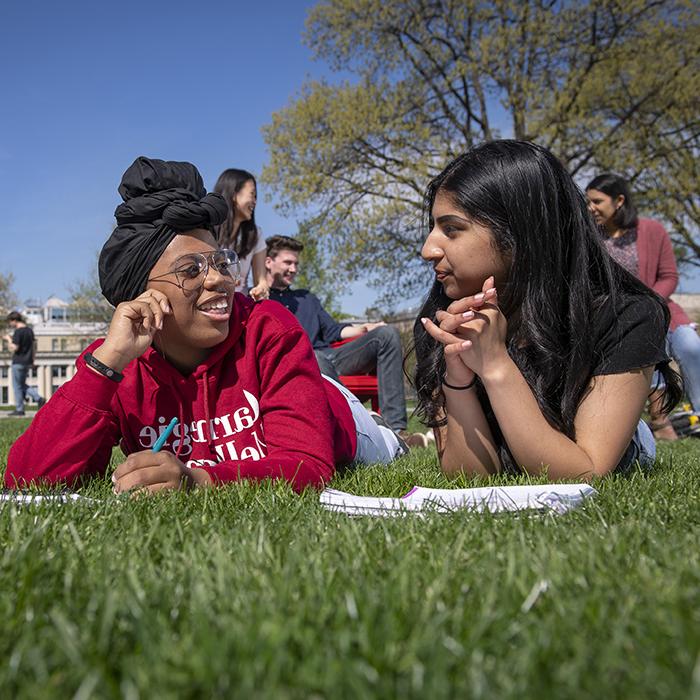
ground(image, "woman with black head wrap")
xmin=5 ymin=157 xmax=405 ymax=493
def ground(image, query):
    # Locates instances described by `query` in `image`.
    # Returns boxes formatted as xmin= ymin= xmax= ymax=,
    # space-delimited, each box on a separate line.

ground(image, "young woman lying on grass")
xmin=415 ymin=140 xmax=681 ymax=479
xmin=4 ymin=157 xmax=403 ymax=494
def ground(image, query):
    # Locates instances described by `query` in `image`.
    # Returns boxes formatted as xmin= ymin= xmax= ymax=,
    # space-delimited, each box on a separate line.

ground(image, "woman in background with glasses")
xmin=213 ymin=168 xmax=269 ymax=301
xmin=5 ymin=157 xmax=403 ymax=493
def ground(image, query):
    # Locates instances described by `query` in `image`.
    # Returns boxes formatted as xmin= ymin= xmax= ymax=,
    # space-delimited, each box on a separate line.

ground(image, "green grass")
xmin=1 ymin=418 xmax=700 ymax=699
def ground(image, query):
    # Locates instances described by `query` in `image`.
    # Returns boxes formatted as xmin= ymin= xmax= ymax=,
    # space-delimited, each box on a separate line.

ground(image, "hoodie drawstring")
xmin=202 ymin=368 xmax=216 ymax=458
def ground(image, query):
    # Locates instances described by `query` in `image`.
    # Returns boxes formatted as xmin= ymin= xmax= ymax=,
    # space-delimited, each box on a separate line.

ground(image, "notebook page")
xmin=403 ymin=483 xmax=597 ymax=514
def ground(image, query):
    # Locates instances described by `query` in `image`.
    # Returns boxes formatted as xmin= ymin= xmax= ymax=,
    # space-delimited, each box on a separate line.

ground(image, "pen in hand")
xmin=152 ymin=417 xmax=178 ymax=452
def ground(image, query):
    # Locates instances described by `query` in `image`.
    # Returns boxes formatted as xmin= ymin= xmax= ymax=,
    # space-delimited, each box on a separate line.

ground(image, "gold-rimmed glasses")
xmin=147 ymin=249 xmax=241 ymax=293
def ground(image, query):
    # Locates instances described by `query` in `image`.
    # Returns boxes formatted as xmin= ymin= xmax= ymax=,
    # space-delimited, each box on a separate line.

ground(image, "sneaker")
xmin=398 ymin=430 xmax=429 ymax=449
xmin=37 ymin=397 xmax=46 ymax=409
xmin=8 ymin=410 xmax=26 ymax=416
xmin=369 ymin=411 xmax=410 ymax=455
xmin=668 ymin=412 xmax=700 ymax=438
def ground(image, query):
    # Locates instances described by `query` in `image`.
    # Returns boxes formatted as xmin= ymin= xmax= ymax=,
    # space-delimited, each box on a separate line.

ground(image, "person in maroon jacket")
xmin=587 ymin=173 xmax=700 ymax=440
xmin=4 ymin=157 xmax=403 ymax=493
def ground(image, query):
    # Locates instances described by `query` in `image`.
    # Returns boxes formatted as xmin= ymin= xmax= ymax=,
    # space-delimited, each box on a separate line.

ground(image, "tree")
xmin=262 ymin=0 xmax=699 ymax=303
xmin=0 ymin=272 xmax=19 ymax=333
xmin=0 ymin=272 xmax=19 ymax=315
xmin=67 ymin=265 xmax=113 ymax=328
xmin=290 ymin=222 xmax=348 ymax=318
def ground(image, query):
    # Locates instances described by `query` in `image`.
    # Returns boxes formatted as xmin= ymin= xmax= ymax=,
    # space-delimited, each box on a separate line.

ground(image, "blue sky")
xmin=2 ymin=0 xmax=698 ymax=313
xmin=0 ymin=0 xmax=394 ymax=314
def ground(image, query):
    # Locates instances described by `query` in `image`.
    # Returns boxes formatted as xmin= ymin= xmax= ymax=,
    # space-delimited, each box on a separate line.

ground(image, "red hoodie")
xmin=5 ymin=296 xmax=356 ymax=491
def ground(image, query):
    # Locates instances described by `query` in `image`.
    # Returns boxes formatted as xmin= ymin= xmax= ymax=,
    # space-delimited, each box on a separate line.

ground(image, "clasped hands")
xmin=421 ymin=276 xmax=509 ymax=384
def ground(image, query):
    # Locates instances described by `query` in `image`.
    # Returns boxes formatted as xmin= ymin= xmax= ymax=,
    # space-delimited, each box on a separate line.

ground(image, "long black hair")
xmin=213 ymin=168 xmax=259 ymax=258
xmin=586 ymin=173 xmax=639 ymax=230
xmin=413 ymin=141 xmax=680 ymax=469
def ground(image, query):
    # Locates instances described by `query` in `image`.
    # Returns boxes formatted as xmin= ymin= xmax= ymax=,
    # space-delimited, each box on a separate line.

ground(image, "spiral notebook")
xmin=320 ymin=483 xmax=597 ymax=517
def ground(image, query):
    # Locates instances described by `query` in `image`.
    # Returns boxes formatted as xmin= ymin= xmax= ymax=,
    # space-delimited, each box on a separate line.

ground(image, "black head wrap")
xmin=99 ymin=156 xmax=229 ymax=306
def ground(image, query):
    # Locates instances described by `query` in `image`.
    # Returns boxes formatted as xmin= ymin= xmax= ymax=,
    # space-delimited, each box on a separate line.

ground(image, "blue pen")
xmin=152 ymin=417 xmax=178 ymax=452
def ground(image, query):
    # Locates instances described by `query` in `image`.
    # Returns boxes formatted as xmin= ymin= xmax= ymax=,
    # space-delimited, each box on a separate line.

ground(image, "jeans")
xmin=615 ymin=420 xmax=656 ymax=475
xmin=314 ymin=325 xmax=407 ymax=431
xmin=323 ymin=376 xmax=403 ymax=464
xmin=11 ymin=364 xmax=42 ymax=412
xmin=667 ymin=325 xmax=700 ymax=411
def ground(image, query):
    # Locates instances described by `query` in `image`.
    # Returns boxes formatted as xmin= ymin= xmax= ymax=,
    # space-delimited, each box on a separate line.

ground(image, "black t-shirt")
xmin=591 ymin=292 xmax=669 ymax=375
xmin=11 ymin=327 xmax=35 ymax=366
xmin=481 ymin=291 xmax=669 ymax=474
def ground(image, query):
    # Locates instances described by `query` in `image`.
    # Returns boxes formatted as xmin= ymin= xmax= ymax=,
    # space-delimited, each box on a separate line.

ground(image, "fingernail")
xmin=462 ymin=311 xmax=474 ymax=319
xmin=420 ymin=317 xmax=428 ymax=325
xmin=485 ymin=288 xmax=496 ymax=297
xmin=111 ymin=473 xmax=116 ymax=484
xmin=474 ymin=293 xmax=485 ymax=301
xmin=461 ymin=340 xmax=471 ymax=349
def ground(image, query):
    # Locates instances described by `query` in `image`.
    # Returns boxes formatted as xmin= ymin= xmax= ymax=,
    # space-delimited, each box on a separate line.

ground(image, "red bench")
xmin=330 ymin=338 xmax=380 ymax=412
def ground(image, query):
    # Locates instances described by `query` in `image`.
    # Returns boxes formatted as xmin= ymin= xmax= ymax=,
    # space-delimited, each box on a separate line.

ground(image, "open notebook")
xmin=320 ymin=483 xmax=597 ymax=517
xmin=0 ymin=490 xmax=94 ymax=505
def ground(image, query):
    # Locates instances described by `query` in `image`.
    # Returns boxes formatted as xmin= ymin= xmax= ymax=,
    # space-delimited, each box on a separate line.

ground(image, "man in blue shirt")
xmin=265 ymin=235 xmax=419 ymax=443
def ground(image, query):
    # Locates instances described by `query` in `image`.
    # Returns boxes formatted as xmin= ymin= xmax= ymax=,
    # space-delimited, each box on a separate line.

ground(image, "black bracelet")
xmin=84 ymin=352 xmax=124 ymax=383
xmin=442 ymin=374 xmax=477 ymax=391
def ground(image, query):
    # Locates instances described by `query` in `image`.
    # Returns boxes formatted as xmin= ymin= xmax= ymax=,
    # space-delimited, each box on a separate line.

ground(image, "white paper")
xmin=320 ymin=483 xmax=597 ymax=517
xmin=0 ymin=491 xmax=94 ymax=505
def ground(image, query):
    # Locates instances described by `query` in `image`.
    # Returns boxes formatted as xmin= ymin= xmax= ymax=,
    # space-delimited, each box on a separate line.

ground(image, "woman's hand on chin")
xmin=93 ymin=290 xmax=172 ymax=372
xmin=421 ymin=276 xmax=509 ymax=380
xmin=112 ymin=450 xmax=212 ymax=495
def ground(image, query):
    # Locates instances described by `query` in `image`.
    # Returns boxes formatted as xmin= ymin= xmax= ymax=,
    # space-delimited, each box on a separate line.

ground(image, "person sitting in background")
xmin=4 ymin=157 xmax=405 ymax=494
xmin=4 ymin=311 xmax=45 ymax=416
xmin=415 ymin=140 xmax=680 ymax=480
xmin=213 ymin=168 xmax=269 ymax=301
xmin=265 ymin=235 xmax=427 ymax=448
xmin=586 ymin=173 xmax=700 ymax=441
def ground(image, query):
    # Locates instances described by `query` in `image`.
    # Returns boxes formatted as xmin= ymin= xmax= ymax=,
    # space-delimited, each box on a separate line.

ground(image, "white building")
xmin=1 ymin=296 xmax=105 ymax=408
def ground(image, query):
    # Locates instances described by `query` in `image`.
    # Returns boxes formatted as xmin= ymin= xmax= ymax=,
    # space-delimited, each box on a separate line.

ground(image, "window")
xmin=52 ymin=365 xmax=68 ymax=378
xmin=0 ymin=366 xmax=7 ymax=378
xmin=1 ymin=387 xmax=7 ymax=405
xmin=52 ymin=338 xmax=59 ymax=352
xmin=27 ymin=367 xmax=37 ymax=379
xmin=51 ymin=384 xmax=61 ymax=395
xmin=50 ymin=308 xmax=67 ymax=322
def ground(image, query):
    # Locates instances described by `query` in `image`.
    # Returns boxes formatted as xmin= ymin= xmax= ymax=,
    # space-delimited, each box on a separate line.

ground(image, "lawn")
xmin=1 ymin=417 xmax=699 ymax=699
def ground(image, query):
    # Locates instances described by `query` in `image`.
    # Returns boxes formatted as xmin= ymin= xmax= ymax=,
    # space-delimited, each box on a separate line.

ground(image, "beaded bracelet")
xmin=442 ymin=374 xmax=477 ymax=391
xmin=84 ymin=352 xmax=124 ymax=383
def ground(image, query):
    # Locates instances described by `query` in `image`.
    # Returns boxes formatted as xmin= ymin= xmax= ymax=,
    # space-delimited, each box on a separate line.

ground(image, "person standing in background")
xmin=213 ymin=168 xmax=269 ymax=301
xmin=586 ymin=173 xmax=699 ymax=441
xmin=4 ymin=311 xmax=45 ymax=416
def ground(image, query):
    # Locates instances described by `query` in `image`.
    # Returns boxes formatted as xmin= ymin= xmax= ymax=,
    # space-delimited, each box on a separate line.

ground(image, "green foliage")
xmin=0 ymin=272 xmax=19 ymax=334
xmin=293 ymin=221 xmax=345 ymax=318
xmin=262 ymin=0 xmax=699 ymax=304
xmin=1 ymin=418 xmax=700 ymax=697
xmin=67 ymin=264 xmax=113 ymax=328
xmin=0 ymin=271 xmax=18 ymax=314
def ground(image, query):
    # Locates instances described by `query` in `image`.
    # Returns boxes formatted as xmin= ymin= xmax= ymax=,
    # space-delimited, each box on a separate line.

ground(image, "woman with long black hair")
xmin=414 ymin=140 xmax=681 ymax=479
xmin=213 ymin=168 xmax=269 ymax=301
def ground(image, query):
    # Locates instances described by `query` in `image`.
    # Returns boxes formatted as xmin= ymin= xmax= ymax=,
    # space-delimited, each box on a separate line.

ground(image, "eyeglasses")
xmin=148 ymin=249 xmax=241 ymax=293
